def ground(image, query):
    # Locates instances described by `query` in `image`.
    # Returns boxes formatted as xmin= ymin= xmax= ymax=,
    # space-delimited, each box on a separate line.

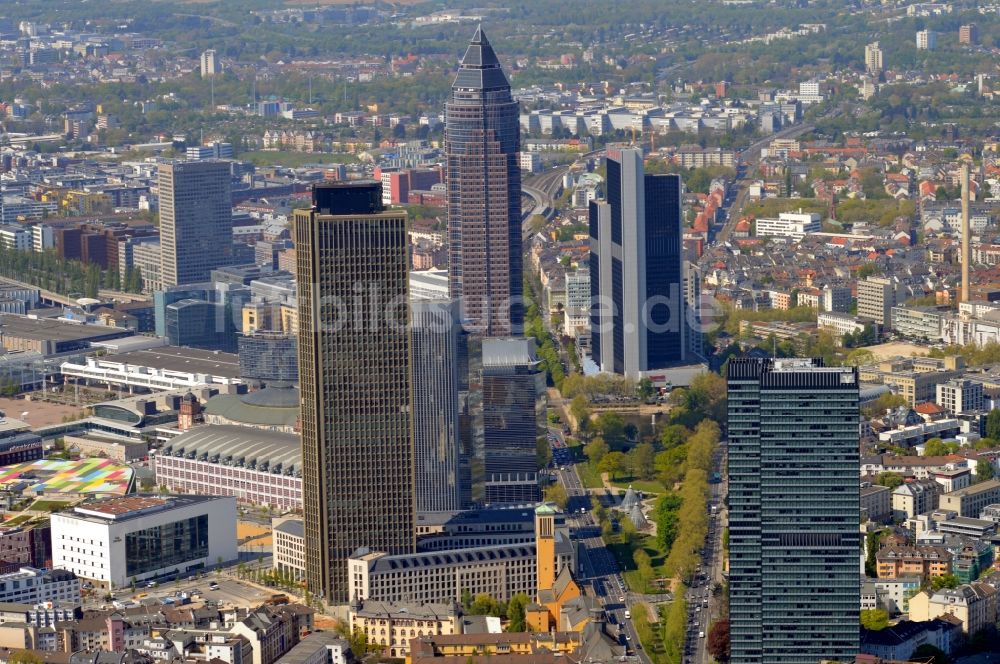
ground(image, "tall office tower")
xmin=293 ymin=182 xmax=415 ymax=604
xmin=481 ymin=338 xmax=542 ymax=504
xmin=411 ymin=299 xmax=468 ymax=512
xmin=445 ymin=26 xmax=522 ymax=336
xmin=589 ymin=147 xmax=685 ymax=379
xmin=158 ymin=161 xmax=232 ymax=287
xmin=200 ymin=49 xmax=221 ymax=77
xmin=864 ymin=41 xmax=883 ymax=75
xmin=727 ymin=358 xmax=860 ymax=664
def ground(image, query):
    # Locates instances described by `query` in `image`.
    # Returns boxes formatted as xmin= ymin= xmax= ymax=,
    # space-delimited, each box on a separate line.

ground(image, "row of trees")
xmin=659 ymin=591 xmax=689 ymax=664
xmin=561 ymin=373 xmax=638 ymax=401
xmin=662 ymin=421 xmax=719 ymax=582
xmin=928 ymin=341 xmax=1000 ymax=367
xmin=524 ymin=278 xmax=567 ymax=387
xmin=0 ymin=244 xmax=143 ymax=297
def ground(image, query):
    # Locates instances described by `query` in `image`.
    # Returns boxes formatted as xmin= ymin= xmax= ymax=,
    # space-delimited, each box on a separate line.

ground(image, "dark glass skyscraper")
xmin=411 ymin=299 xmax=467 ymax=512
xmin=446 ymin=26 xmax=522 ymax=336
xmin=727 ymin=358 xmax=860 ymax=664
xmin=294 ymin=182 xmax=415 ymax=604
xmin=481 ymin=338 xmax=541 ymax=505
xmin=589 ymin=147 xmax=685 ymax=378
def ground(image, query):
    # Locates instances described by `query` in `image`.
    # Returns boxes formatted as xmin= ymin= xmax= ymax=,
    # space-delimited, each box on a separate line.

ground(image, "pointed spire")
xmin=460 ymin=24 xmax=501 ymax=69
xmin=453 ymin=24 xmax=509 ymax=91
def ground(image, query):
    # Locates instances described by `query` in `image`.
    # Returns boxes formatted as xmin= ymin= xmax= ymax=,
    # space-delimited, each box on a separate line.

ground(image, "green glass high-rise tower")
xmin=727 ymin=358 xmax=860 ymax=664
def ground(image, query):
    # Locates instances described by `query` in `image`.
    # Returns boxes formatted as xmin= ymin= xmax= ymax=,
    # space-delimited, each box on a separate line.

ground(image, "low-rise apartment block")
xmin=876 ymin=545 xmax=952 ymax=581
xmin=910 ymin=582 xmax=998 ymax=635
xmin=862 ymin=484 xmax=892 ymax=523
xmin=892 ymin=480 xmax=942 ymax=520
xmin=350 ymin=600 xmax=460 ymax=659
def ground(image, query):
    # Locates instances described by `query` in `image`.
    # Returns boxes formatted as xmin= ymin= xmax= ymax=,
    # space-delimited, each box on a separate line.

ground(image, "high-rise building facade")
xmin=294 ymin=182 xmax=415 ymax=604
xmin=727 ymin=358 xmax=860 ymax=664
xmin=411 ymin=299 xmax=468 ymax=512
xmin=238 ymin=332 xmax=299 ymax=384
xmin=481 ymin=338 xmax=542 ymax=505
xmin=864 ymin=42 xmax=883 ymax=75
xmin=158 ymin=161 xmax=233 ymax=287
xmin=445 ymin=27 xmax=522 ymax=336
xmin=857 ymin=276 xmax=902 ymax=327
xmin=916 ymin=30 xmax=937 ymax=51
xmin=200 ymin=49 xmax=221 ymax=77
xmin=959 ymin=23 xmax=979 ymax=45
xmin=589 ymin=147 xmax=685 ymax=379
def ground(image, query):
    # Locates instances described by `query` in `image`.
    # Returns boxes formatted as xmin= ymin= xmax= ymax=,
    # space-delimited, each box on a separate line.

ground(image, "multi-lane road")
xmin=549 ymin=425 xmax=728 ymax=664
xmin=548 ymin=429 xmax=648 ymax=663
xmin=683 ymin=444 xmax=728 ymax=664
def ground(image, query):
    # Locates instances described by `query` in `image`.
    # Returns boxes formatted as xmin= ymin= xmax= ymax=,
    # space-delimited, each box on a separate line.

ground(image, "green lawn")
xmin=239 ymin=151 xmax=359 ymax=168
xmin=606 ymin=534 xmax=670 ymax=594
xmin=631 ymin=603 xmax=669 ymax=663
xmin=575 ymin=461 xmax=604 ymax=489
xmin=29 ymin=500 xmax=71 ymax=512
xmin=2 ymin=514 xmax=33 ymax=527
xmin=610 ymin=478 xmax=668 ymax=495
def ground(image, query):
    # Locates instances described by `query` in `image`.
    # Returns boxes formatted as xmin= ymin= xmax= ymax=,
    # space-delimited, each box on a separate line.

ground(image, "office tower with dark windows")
xmin=589 ymin=146 xmax=685 ymax=379
xmin=158 ymin=161 xmax=233 ymax=287
xmin=481 ymin=338 xmax=542 ymax=505
xmin=411 ymin=299 xmax=468 ymax=512
xmin=727 ymin=358 xmax=860 ymax=664
xmin=445 ymin=26 xmax=522 ymax=336
xmin=293 ymin=182 xmax=415 ymax=604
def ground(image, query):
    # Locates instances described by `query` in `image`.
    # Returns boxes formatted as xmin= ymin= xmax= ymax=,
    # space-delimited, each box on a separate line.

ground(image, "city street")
xmin=551 ymin=425 xmax=729 ymax=664
xmin=683 ymin=443 xmax=727 ymax=664
xmin=550 ymin=428 xmax=649 ymax=664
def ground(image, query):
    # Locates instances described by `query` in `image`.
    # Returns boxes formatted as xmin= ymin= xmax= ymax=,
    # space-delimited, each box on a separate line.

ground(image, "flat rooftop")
xmin=0 ymin=314 xmax=130 ymax=342
xmin=70 ymin=494 xmax=224 ymax=522
xmin=415 ymin=506 xmax=541 ymax=529
xmin=0 ymin=458 xmax=133 ymax=496
xmin=109 ymin=346 xmax=240 ymax=378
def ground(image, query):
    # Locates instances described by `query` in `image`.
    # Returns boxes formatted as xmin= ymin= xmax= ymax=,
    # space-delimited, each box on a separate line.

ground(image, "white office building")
xmin=818 ymin=311 xmax=867 ymax=337
xmin=30 ymin=224 xmax=54 ymax=252
xmin=51 ymin=495 xmax=237 ymax=589
xmin=936 ymin=379 xmax=984 ymax=415
xmin=0 ymin=225 xmax=31 ymax=251
xmin=754 ymin=212 xmax=821 ymax=240
xmin=916 ymin=30 xmax=937 ymax=50
xmin=564 ymin=270 xmax=591 ymax=337
xmin=0 ymin=568 xmax=80 ymax=606
xmin=519 ymin=151 xmax=541 ymax=174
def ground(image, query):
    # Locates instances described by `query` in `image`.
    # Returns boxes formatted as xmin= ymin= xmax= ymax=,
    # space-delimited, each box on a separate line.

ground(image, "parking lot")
xmin=86 ymin=571 xmax=280 ymax=611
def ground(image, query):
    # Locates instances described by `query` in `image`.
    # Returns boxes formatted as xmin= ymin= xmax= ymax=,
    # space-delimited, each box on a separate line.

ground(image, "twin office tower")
xmin=590 ymin=147 xmax=690 ymax=379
